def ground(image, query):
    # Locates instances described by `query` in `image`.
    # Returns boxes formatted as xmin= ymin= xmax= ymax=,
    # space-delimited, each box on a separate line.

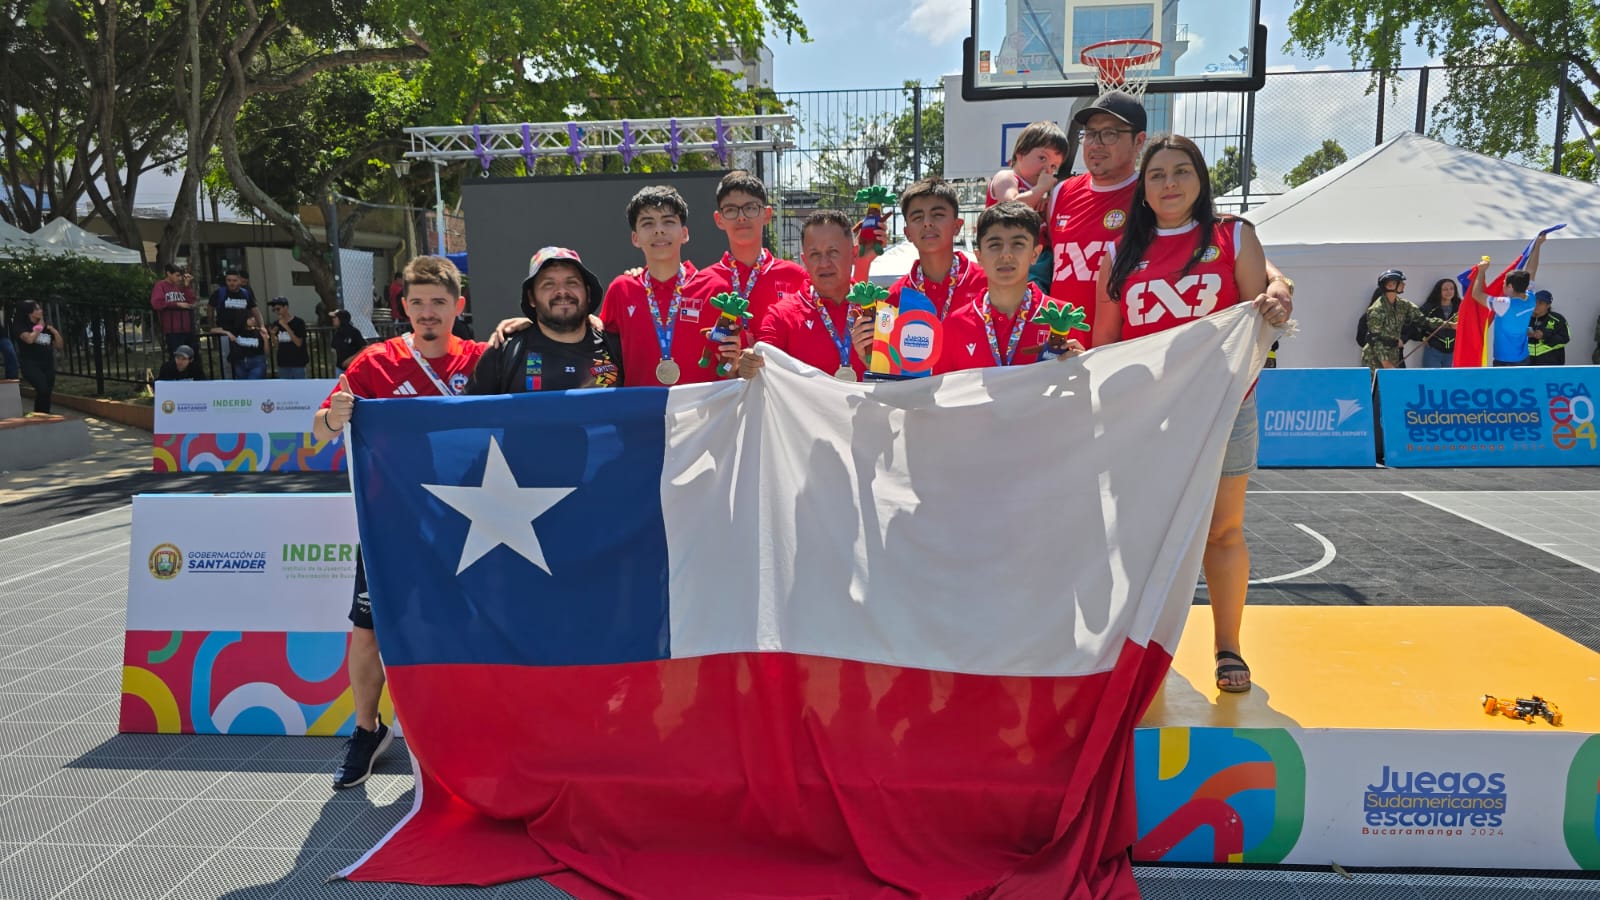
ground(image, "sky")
xmin=766 ymin=0 xmax=1438 ymax=92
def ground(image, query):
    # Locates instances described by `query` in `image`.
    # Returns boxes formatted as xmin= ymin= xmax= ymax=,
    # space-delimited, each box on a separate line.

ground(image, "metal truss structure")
xmin=402 ymin=115 xmax=795 ymax=172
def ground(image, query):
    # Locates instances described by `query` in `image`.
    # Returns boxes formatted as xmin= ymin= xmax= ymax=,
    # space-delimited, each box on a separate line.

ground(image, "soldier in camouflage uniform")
xmin=1361 ymin=269 xmax=1447 ymax=370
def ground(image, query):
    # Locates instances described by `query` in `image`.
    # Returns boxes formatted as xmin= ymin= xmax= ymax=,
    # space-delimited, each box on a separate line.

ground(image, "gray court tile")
xmin=55 ymin=843 xmax=215 ymax=900
xmin=490 ymin=880 xmax=578 ymax=900
xmin=250 ymin=736 xmax=344 ymax=762
xmin=232 ymin=800 xmax=365 ymax=851
xmin=110 ymin=769 xmax=230 ymax=800
xmin=25 ymin=765 xmax=141 ymax=800
xmin=135 ymin=799 xmax=277 ymax=849
xmin=326 ymin=803 xmax=411 ymax=851
xmin=168 ymin=734 xmax=277 ymax=763
xmin=201 ymin=772 xmax=315 ymax=802
xmin=0 ymin=842 xmax=117 ymax=900
xmin=0 ymin=722 xmax=54 ymax=756
xmin=0 ymin=693 xmax=50 ymax=720
xmin=160 ymin=847 xmax=301 ymax=900
xmin=16 ymin=723 xmax=124 ymax=760
xmin=0 ymin=756 xmax=63 ymax=797
xmin=0 ymin=795 xmax=89 ymax=843
xmin=41 ymin=797 xmax=186 ymax=845
xmin=2 ymin=692 xmax=117 ymax=725
xmin=3 ymin=668 xmax=105 ymax=694
xmin=76 ymin=731 xmax=194 ymax=761
xmin=265 ymin=848 xmax=391 ymax=900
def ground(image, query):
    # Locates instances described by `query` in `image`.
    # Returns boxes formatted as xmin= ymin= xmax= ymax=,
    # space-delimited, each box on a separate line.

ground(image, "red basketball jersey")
xmin=1114 ymin=219 xmax=1244 ymax=342
xmin=1045 ymin=172 xmax=1136 ymax=346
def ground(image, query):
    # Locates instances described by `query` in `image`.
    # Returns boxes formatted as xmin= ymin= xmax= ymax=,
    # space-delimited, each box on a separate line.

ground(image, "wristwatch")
xmin=1269 ymin=274 xmax=1295 ymax=295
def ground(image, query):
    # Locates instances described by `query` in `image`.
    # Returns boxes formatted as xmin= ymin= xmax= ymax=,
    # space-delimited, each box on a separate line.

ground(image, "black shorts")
xmin=1492 ymin=358 xmax=1529 ymax=367
xmin=349 ymin=550 xmax=372 ymax=630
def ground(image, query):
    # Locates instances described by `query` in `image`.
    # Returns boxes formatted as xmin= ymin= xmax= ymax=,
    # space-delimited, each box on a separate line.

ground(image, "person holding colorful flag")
xmin=1467 ymin=230 xmax=1550 ymax=366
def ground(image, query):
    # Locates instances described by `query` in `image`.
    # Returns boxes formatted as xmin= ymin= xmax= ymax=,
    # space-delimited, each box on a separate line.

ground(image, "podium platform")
xmin=1136 ymin=606 xmax=1600 ymax=871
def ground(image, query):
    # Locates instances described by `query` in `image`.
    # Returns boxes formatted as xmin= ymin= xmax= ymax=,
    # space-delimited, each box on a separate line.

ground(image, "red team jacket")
xmin=755 ymin=288 xmax=868 ymax=379
xmin=599 ymin=265 xmax=725 ymax=387
xmin=935 ymin=285 xmax=1058 ymax=374
xmin=1047 ymin=172 xmax=1137 ymax=347
xmin=697 ymin=251 xmax=811 ymax=339
xmin=321 ymin=334 xmax=486 ymax=405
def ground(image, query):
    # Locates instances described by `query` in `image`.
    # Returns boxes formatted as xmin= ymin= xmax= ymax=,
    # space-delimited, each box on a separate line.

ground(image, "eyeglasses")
xmin=1078 ymin=128 xmax=1133 ymax=145
xmin=718 ymin=202 xmax=765 ymax=220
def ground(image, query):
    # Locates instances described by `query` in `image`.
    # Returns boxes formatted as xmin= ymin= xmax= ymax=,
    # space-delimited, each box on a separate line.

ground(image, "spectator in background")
xmin=1416 ymin=278 xmax=1460 ymax=368
xmin=331 ymin=309 xmax=367 ymax=373
xmin=1468 ymin=233 xmax=1547 ymax=366
xmin=1361 ymin=270 xmax=1444 ymax=370
xmin=1527 ymin=290 xmax=1569 ymax=366
xmin=268 ymin=297 xmax=310 ymax=378
xmin=216 ymin=307 xmax=269 ymax=379
xmin=238 ymin=271 xmax=256 ymax=303
xmin=9 ymin=301 xmax=62 ymax=416
xmin=210 ymin=270 xmax=256 ymax=366
xmin=386 ymin=272 xmax=408 ymax=332
xmin=155 ymin=344 xmax=205 ymax=382
xmin=150 ymin=263 xmax=202 ymax=369
xmin=0 ymin=309 xmax=18 ymax=380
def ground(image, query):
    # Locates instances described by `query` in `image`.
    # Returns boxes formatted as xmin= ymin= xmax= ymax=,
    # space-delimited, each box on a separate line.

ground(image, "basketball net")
xmin=1081 ymin=38 xmax=1162 ymax=99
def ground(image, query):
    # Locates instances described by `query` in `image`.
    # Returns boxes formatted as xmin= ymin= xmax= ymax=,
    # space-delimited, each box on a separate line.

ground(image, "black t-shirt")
xmin=466 ymin=325 xmax=624 ymax=394
xmin=229 ymin=328 xmax=266 ymax=362
xmin=157 ymin=360 xmax=206 ymax=381
xmin=213 ymin=288 xmax=256 ymax=334
xmin=12 ymin=322 xmax=54 ymax=363
xmin=272 ymin=316 xmax=309 ymax=367
xmin=332 ymin=326 xmax=367 ymax=368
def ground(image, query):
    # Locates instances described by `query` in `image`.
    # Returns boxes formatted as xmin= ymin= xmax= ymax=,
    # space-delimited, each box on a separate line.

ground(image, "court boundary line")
xmin=1403 ymin=491 xmax=1600 ymax=575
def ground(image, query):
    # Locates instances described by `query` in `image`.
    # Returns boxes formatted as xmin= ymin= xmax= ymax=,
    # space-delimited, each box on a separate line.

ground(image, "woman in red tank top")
xmin=1091 ymin=134 xmax=1289 ymax=695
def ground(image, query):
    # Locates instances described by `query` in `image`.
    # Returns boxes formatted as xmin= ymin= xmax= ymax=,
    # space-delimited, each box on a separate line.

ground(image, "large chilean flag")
xmin=338 ymin=304 xmax=1273 ymax=898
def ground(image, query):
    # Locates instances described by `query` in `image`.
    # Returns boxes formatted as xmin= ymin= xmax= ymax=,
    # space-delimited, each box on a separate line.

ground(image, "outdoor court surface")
xmin=2 ymin=452 xmax=1599 ymax=898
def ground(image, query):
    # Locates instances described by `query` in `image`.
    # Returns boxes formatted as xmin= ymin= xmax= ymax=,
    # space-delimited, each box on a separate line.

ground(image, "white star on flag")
xmin=422 ymin=437 xmax=576 ymax=575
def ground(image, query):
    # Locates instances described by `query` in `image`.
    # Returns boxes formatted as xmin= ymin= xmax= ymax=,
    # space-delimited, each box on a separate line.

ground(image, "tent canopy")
xmin=1251 ymin=132 xmax=1600 ymax=245
xmin=0 ymin=219 xmax=45 ymax=260
xmin=30 ymin=218 xmax=143 ymax=264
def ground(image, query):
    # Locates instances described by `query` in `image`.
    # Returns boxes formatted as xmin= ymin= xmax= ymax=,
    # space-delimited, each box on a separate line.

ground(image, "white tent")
xmin=0 ymin=219 xmax=44 ymax=259
xmin=1251 ymin=132 xmax=1600 ymax=368
xmin=30 ymin=217 xmax=143 ymax=264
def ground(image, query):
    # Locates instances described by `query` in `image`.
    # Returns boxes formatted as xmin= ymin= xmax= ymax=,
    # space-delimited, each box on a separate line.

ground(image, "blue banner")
xmin=1255 ymin=368 xmax=1377 ymax=467
xmin=1377 ymin=366 xmax=1600 ymax=467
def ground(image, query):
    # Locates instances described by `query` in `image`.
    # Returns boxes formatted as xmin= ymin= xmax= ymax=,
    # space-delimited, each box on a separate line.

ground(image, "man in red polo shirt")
xmin=599 ymin=185 xmax=722 ymax=386
xmin=313 ymin=254 xmax=485 ymax=790
xmin=938 ymin=201 xmax=1084 ymax=373
xmin=698 ymin=171 xmax=809 ymax=336
xmin=736 ymin=210 xmax=869 ymax=381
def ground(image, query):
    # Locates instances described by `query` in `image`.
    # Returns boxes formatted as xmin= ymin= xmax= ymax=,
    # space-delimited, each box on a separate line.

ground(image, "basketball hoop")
xmin=1080 ymin=38 xmax=1163 ymax=99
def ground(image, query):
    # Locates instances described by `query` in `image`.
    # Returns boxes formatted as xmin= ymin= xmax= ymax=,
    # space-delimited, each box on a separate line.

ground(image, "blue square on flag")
xmin=349 ymin=389 xmax=673 ymax=669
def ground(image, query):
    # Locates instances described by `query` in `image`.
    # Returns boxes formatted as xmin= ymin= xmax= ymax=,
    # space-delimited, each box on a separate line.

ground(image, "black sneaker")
xmin=333 ymin=719 xmax=393 ymax=789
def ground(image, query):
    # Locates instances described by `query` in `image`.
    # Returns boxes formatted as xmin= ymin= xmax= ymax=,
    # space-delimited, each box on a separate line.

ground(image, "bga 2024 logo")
xmin=1362 ymin=764 xmax=1506 ymax=836
xmin=1401 ymin=381 xmax=1595 ymax=451
xmin=148 ymin=543 xmax=182 ymax=580
xmin=1565 ymin=735 xmax=1600 ymax=868
xmin=1134 ymin=728 xmax=1305 ymax=863
xmin=1548 ymin=382 xmax=1597 ymax=451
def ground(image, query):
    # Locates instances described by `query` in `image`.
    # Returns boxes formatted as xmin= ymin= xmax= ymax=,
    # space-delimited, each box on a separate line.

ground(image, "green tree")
xmin=1285 ymin=1 xmax=1600 ymax=159
xmin=888 ymin=84 xmax=944 ymax=181
xmin=1210 ymin=145 xmax=1256 ymax=196
xmin=1285 ymin=139 xmax=1349 ymax=188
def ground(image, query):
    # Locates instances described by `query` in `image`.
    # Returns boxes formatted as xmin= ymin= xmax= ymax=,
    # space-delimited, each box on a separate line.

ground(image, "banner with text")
xmin=152 ymin=380 xmax=344 ymax=472
xmin=1255 ymin=368 xmax=1377 ymax=467
xmin=1377 ymin=367 xmax=1600 ymax=467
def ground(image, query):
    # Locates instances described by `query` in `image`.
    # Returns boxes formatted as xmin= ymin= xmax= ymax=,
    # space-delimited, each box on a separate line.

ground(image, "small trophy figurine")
xmin=846 ymin=281 xmax=888 ymax=324
xmin=1030 ymin=300 xmax=1090 ymax=362
xmin=855 ymin=185 xmax=896 ymax=257
xmin=698 ymin=292 xmax=753 ymax=376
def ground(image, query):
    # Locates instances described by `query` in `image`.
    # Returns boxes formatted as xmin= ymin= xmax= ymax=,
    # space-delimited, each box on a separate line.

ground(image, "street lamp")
xmin=393 ymin=158 xmax=417 ymax=261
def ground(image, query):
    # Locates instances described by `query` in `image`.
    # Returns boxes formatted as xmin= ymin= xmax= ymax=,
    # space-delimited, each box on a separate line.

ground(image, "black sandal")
xmin=1215 ymin=650 xmax=1252 ymax=693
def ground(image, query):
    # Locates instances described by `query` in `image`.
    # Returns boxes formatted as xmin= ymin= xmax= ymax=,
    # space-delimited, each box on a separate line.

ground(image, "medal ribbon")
xmin=642 ymin=265 xmax=687 ymax=363
xmin=402 ymin=333 xmax=460 ymax=395
xmin=724 ymin=249 xmax=772 ymax=302
xmin=910 ymin=253 xmax=967 ymax=318
xmin=979 ymin=286 xmax=1039 ymax=367
xmin=810 ymin=287 xmax=852 ymax=371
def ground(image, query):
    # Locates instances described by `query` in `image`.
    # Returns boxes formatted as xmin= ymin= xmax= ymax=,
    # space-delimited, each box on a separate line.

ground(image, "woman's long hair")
xmin=1107 ymin=133 xmax=1219 ymax=301
xmin=1424 ymin=278 xmax=1458 ymax=308
xmin=8 ymin=300 xmax=41 ymax=337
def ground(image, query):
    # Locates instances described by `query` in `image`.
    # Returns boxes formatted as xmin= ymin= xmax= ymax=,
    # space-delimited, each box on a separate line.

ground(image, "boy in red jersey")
xmin=698 ymin=171 xmax=809 ymax=334
xmin=599 ymin=185 xmax=721 ymax=386
xmin=937 ymin=201 xmax=1084 ymax=373
xmin=736 ymin=211 xmax=870 ymax=381
xmin=314 ymin=255 xmax=486 ymax=789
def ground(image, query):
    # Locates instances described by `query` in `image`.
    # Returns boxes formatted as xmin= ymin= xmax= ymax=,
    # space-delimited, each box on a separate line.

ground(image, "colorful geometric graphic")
xmin=1565 ymin=734 xmax=1600 ymax=869
xmin=1134 ymin=727 xmax=1305 ymax=863
xmin=152 ymin=432 xmax=346 ymax=472
xmin=119 ymin=629 xmax=390 ymax=736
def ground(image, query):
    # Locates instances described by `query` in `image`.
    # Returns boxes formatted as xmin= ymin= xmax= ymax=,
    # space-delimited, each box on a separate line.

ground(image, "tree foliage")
xmin=0 ymin=249 xmax=157 ymax=307
xmin=1285 ymin=139 xmax=1349 ymax=188
xmin=1209 ymin=145 xmax=1257 ymax=197
xmin=809 ymin=84 xmax=944 ymax=206
xmin=1285 ymin=0 xmax=1600 ymax=159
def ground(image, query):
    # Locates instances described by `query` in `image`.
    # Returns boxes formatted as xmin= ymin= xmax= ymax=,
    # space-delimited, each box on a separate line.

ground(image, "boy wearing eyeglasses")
xmin=699 ymin=170 xmax=809 ymax=333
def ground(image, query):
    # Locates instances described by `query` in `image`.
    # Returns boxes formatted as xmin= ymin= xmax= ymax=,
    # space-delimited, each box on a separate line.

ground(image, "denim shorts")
xmin=1221 ymin=395 xmax=1259 ymax=478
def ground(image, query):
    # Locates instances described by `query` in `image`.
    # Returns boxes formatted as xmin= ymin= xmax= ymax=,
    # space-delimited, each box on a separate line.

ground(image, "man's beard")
xmin=537 ymin=303 xmax=586 ymax=334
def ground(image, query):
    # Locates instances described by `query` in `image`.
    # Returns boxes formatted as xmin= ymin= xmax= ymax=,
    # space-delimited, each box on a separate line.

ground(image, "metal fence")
xmin=5 ymin=298 xmax=407 ymax=393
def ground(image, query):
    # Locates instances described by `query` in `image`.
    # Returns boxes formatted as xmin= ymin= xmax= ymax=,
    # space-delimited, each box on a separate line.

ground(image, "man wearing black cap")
xmin=467 ymin=246 xmax=625 ymax=394
xmin=1527 ymin=290 xmax=1569 ymax=366
xmin=1045 ymin=91 xmax=1294 ymax=347
xmin=155 ymin=344 xmax=205 ymax=382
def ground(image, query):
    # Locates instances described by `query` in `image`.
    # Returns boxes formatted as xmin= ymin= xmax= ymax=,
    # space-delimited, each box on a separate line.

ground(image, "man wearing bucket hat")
xmin=467 ymin=246 xmax=625 ymax=394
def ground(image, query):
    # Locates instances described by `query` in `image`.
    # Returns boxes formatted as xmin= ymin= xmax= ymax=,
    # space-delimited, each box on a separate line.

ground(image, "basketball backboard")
xmin=962 ymin=0 xmax=1265 ymax=100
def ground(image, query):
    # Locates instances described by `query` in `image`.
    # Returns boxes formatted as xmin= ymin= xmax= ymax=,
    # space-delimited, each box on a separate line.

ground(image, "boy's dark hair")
xmin=1505 ymin=269 xmax=1531 ymax=294
xmin=976 ymin=201 xmax=1042 ymax=244
xmin=716 ymin=170 xmax=769 ymax=206
xmin=1010 ymin=122 xmax=1070 ymax=164
xmin=627 ymin=185 xmax=690 ymax=230
xmin=801 ymin=210 xmax=855 ymax=243
xmin=899 ymin=177 xmax=961 ymax=217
